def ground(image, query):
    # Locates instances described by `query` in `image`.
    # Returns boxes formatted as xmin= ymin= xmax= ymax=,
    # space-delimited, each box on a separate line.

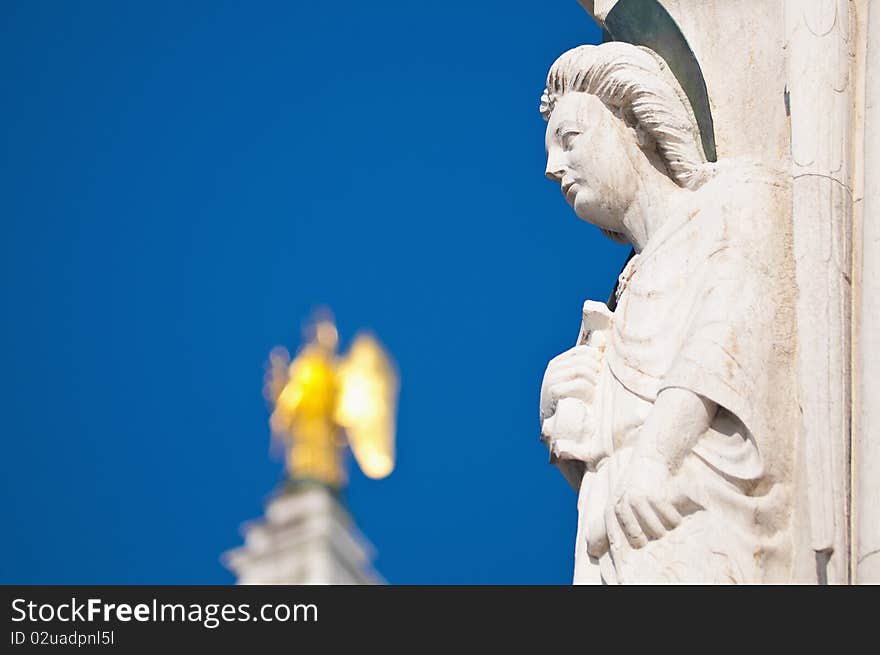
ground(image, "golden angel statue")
xmin=265 ymin=311 xmax=398 ymax=489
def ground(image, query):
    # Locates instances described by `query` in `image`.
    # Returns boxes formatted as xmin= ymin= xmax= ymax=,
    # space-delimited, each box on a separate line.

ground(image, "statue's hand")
xmin=539 ymin=344 xmax=602 ymax=422
xmin=541 ymin=398 xmax=594 ymax=462
xmin=605 ymin=445 xmax=685 ymax=550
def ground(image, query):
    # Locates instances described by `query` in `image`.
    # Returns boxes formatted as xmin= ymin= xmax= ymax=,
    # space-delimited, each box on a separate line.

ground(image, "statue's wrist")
xmin=634 ymin=431 xmax=678 ymax=473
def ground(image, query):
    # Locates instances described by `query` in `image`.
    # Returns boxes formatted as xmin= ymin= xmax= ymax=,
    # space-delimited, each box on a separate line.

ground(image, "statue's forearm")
xmin=639 ymin=387 xmax=717 ymax=472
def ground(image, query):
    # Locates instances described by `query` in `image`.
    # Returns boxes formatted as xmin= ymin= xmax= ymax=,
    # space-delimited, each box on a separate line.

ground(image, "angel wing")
xmin=264 ymin=346 xmax=291 ymax=406
xmin=335 ymin=333 xmax=398 ymax=479
xmin=264 ymin=345 xmax=296 ymax=454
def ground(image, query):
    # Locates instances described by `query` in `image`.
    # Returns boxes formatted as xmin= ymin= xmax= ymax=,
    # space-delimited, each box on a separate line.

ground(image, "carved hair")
xmin=540 ymin=42 xmax=712 ymax=190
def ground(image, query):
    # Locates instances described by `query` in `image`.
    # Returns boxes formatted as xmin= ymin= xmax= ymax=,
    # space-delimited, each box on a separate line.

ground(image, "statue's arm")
xmin=607 ymin=386 xmax=717 ymax=548
xmin=640 ymin=387 xmax=717 ymax=473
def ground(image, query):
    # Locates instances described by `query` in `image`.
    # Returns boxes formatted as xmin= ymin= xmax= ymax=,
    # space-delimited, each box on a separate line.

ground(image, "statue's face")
xmin=544 ymin=93 xmax=638 ymax=234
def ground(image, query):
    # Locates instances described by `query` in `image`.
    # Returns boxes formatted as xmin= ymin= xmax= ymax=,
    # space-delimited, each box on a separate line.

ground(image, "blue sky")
xmin=0 ymin=1 xmax=628 ymax=583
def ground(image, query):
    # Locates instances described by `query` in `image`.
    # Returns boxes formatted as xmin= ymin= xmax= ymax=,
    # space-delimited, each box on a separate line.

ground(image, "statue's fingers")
xmin=567 ymin=355 xmax=601 ymax=378
xmin=550 ymin=379 xmax=593 ymax=405
xmin=605 ymin=505 xmax=627 ymax=555
xmin=549 ymin=348 xmax=582 ymax=365
xmin=552 ymin=345 xmax=601 ymax=367
xmin=631 ymin=497 xmax=666 ymax=540
xmin=650 ymin=499 xmax=683 ymax=530
xmin=615 ymin=496 xmax=648 ymax=548
xmin=569 ymin=350 xmax=602 ymax=371
xmin=549 ymin=351 xmax=599 ymax=371
xmin=544 ymin=366 xmax=591 ymax=388
xmin=543 ymin=365 xmax=575 ymax=389
xmin=568 ymin=360 xmax=601 ymax=386
xmin=545 ymin=351 xmax=600 ymax=380
xmin=547 ymin=373 xmax=596 ymax=402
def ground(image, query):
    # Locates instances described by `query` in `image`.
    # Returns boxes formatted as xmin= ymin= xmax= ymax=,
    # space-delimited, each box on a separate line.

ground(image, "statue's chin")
xmin=572 ymin=199 xmax=625 ymax=241
xmin=600 ymin=228 xmax=630 ymax=244
xmin=573 ymin=204 xmax=628 ymax=237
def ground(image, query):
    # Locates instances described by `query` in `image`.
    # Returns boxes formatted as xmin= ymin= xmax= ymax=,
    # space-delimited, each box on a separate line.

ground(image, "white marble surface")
xmin=856 ymin=0 xmax=880 ymax=584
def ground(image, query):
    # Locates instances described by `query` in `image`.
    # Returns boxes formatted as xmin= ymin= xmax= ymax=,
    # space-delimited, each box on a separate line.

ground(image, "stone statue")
xmin=537 ymin=42 xmax=800 ymax=583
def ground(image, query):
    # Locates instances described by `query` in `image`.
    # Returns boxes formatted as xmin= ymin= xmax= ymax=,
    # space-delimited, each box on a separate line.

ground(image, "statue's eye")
xmin=561 ymin=130 xmax=581 ymax=151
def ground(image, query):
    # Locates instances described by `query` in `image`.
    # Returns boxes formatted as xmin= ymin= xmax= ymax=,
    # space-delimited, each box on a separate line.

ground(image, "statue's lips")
xmin=562 ymin=181 xmax=577 ymax=203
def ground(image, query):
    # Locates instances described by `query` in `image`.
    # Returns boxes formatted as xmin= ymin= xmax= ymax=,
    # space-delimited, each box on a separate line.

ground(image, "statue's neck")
xmin=621 ymin=177 xmax=687 ymax=253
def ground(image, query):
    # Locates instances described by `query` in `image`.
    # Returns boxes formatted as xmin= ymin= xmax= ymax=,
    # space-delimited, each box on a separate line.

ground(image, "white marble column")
xmin=855 ymin=0 xmax=880 ymax=585
xmin=784 ymin=0 xmax=858 ymax=585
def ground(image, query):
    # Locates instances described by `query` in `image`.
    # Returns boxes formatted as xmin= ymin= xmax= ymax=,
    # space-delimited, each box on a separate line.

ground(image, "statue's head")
xmin=540 ymin=42 xmax=708 ymax=240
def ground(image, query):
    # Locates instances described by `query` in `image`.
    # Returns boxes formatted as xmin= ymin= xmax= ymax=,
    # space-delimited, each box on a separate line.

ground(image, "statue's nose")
xmin=545 ymin=166 xmax=564 ymax=183
xmin=545 ymin=153 xmax=565 ymax=182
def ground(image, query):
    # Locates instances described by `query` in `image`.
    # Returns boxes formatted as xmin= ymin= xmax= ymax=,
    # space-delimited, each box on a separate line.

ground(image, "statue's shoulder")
xmin=691 ymin=160 xmax=789 ymax=248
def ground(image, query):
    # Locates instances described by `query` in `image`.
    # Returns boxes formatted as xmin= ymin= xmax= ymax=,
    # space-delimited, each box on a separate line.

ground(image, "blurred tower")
xmin=223 ymin=311 xmax=398 ymax=584
xmin=223 ymin=482 xmax=381 ymax=584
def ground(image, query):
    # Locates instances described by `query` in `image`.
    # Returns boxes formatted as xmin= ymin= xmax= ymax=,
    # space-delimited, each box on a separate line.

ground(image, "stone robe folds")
xmin=573 ymin=165 xmax=798 ymax=584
